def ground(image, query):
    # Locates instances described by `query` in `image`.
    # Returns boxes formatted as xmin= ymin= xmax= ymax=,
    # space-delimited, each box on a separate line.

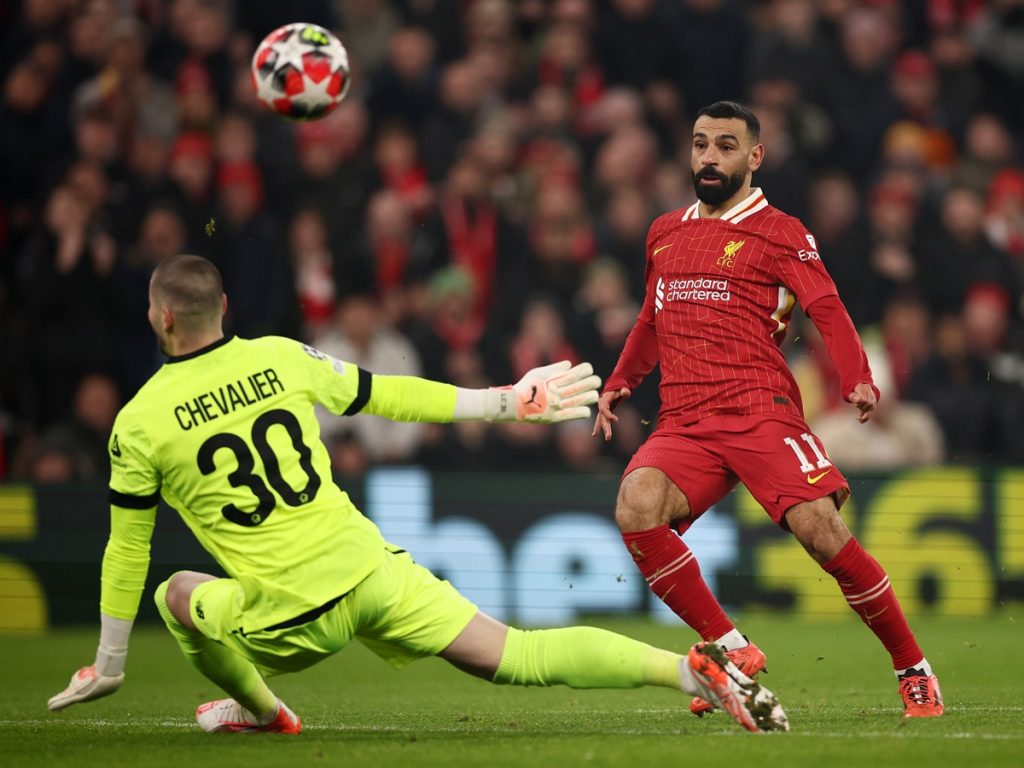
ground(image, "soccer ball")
xmin=251 ymin=23 xmax=351 ymax=121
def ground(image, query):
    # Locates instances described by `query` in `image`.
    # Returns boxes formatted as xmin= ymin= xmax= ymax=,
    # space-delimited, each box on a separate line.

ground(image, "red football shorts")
xmin=623 ymin=413 xmax=850 ymax=528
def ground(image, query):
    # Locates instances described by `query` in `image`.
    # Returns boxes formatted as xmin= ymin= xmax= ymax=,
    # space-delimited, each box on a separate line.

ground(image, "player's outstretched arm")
xmin=363 ymin=361 xmax=602 ymax=424
xmin=48 ymin=614 xmax=131 ymax=711
xmin=804 ymin=295 xmax=879 ymax=423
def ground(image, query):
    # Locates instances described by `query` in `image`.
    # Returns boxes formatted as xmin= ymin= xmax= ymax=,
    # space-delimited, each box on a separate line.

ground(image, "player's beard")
xmin=692 ymin=166 xmax=746 ymax=207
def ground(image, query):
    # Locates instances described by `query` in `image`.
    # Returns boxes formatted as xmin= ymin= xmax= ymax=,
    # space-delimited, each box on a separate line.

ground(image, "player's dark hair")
xmin=695 ymin=101 xmax=761 ymax=142
xmin=151 ymin=254 xmax=224 ymax=330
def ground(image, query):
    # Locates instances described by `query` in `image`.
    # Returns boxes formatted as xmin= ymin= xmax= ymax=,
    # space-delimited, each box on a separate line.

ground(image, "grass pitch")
xmin=1 ymin=614 xmax=1019 ymax=768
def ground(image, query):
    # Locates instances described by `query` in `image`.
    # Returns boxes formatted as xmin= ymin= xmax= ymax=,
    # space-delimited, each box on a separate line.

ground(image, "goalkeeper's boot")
xmin=685 ymin=642 xmax=788 ymax=733
xmin=899 ymin=670 xmax=944 ymax=718
xmin=690 ymin=639 xmax=767 ymax=717
xmin=196 ymin=698 xmax=302 ymax=734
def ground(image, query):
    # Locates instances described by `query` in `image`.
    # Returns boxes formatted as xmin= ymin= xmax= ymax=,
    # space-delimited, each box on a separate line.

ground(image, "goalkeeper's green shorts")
xmin=188 ymin=546 xmax=478 ymax=677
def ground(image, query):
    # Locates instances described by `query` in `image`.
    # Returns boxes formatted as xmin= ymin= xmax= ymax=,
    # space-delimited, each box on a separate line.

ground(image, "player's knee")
xmin=156 ymin=571 xmax=197 ymax=628
xmin=787 ymin=501 xmax=851 ymax=564
xmin=153 ymin=577 xmax=175 ymax=624
xmin=615 ymin=471 xmax=674 ymax=532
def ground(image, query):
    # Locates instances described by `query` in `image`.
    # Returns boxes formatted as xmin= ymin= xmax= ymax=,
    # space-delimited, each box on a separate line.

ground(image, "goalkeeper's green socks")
xmin=154 ymin=581 xmax=278 ymax=720
xmin=492 ymin=626 xmax=682 ymax=690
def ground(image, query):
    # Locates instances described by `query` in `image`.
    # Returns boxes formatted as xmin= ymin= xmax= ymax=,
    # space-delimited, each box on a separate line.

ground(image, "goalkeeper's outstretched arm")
xmin=48 ymin=504 xmax=155 ymax=711
xmin=362 ymin=360 xmax=602 ymax=425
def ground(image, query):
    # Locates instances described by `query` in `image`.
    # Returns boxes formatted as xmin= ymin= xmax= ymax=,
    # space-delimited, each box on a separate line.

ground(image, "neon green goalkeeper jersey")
xmin=107 ymin=335 xmax=399 ymax=632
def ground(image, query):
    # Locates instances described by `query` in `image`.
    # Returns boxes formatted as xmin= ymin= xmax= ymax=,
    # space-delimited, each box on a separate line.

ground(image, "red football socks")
xmin=622 ymin=525 xmax=735 ymax=641
xmin=822 ymin=537 xmax=924 ymax=670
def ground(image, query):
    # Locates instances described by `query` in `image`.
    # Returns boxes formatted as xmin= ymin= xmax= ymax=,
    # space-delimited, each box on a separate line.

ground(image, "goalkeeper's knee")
xmin=154 ymin=575 xmax=193 ymax=635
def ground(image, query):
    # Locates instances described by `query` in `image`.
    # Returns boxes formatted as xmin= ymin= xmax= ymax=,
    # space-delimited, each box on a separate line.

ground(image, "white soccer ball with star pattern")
xmin=251 ymin=23 xmax=351 ymax=121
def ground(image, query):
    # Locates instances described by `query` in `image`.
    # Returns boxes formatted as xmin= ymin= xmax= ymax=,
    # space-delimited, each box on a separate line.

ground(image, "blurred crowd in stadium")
xmin=1 ymin=0 xmax=1023 ymax=482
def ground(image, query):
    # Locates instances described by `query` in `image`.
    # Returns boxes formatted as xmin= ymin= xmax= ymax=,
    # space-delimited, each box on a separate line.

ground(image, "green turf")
xmin=1 ymin=615 xmax=1020 ymax=767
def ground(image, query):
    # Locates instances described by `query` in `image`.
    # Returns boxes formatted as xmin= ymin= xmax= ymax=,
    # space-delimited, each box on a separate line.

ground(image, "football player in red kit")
xmin=593 ymin=101 xmax=943 ymax=719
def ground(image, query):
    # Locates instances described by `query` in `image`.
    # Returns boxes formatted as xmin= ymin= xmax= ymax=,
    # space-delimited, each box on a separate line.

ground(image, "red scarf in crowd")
xmin=442 ymin=199 xmax=497 ymax=320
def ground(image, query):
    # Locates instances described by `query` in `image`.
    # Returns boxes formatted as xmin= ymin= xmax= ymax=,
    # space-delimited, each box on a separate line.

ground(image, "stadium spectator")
xmin=166 ymin=130 xmax=215 ymax=240
xmin=16 ymin=183 xmax=116 ymax=429
xmin=0 ymin=55 xmax=69 ymax=230
xmin=406 ymin=263 xmax=476 ymax=360
xmin=747 ymin=0 xmax=832 ymax=101
xmin=812 ymin=347 xmax=946 ymax=471
xmin=865 ymin=177 xmax=921 ymax=322
xmin=507 ymin=295 xmax=581 ymax=382
xmin=414 ymin=345 xmax=504 ymax=471
xmin=905 ymin=311 xmax=998 ymax=460
xmin=669 ymin=0 xmax=749 ymax=117
xmin=526 ymin=182 xmax=595 ymax=306
xmin=984 ymin=167 xmax=1024 ymax=261
xmin=420 ymin=59 xmax=488 ymax=182
xmin=346 ymin=189 xmax=445 ymax=325
xmin=366 ymin=25 xmax=438 ymax=128
xmin=313 ymin=293 xmax=427 ymax=464
xmin=394 ymin=0 xmax=463 ymax=65
xmin=209 ymin=160 xmax=299 ymax=338
xmin=818 ymin=5 xmax=899 ymax=184
xmin=879 ymin=293 xmax=934 ymax=398
xmin=112 ymin=203 xmax=187 ymax=397
xmin=971 ymin=0 xmax=1024 ymax=131
xmin=291 ymin=102 xmax=373 ymax=256
xmin=20 ymin=429 xmax=89 ymax=484
xmin=953 ymin=112 xmax=1019 ymax=195
xmin=591 ymin=124 xmax=659 ymax=208
xmin=434 ymin=149 xmax=532 ymax=337
xmin=370 ymin=121 xmax=433 ymax=217
xmin=289 ymin=206 xmax=337 ymax=336
xmin=594 ymin=186 xmax=651 ymax=293
xmin=531 ymin=18 xmax=604 ymax=138
xmin=918 ymin=184 xmax=1020 ymax=315
xmin=806 ymin=170 xmax=876 ymax=327
xmin=593 ymin=0 xmax=675 ymax=94
xmin=62 ymin=372 xmax=121 ymax=478
xmin=337 ymin=0 xmax=401 ymax=76
xmin=886 ymin=50 xmax=959 ymax=164
xmin=749 ymin=102 xmax=810 ymax=220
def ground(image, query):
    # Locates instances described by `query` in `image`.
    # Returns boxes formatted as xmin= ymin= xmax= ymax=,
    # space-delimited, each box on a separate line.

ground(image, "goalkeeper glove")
xmin=48 ymin=666 xmax=124 ymax=711
xmin=48 ymin=613 xmax=130 ymax=711
xmin=491 ymin=360 xmax=601 ymax=423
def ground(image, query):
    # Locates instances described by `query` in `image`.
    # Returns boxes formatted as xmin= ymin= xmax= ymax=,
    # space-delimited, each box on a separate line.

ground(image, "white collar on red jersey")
xmin=682 ymin=187 xmax=769 ymax=223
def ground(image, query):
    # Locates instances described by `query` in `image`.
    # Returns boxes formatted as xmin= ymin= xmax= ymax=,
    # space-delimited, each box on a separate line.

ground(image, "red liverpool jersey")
xmin=607 ymin=189 xmax=843 ymax=427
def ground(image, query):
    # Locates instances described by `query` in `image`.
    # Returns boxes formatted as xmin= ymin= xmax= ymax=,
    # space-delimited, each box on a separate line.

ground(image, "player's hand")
xmin=847 ymin=382 xmax=877 ymax=424
xmin=507 ymin=361 xmax=602 ymax=423
xmin=47 ymin=665 xmax=124 ymax=711
xmin=593 ymin=387 xmax=631 ymax=441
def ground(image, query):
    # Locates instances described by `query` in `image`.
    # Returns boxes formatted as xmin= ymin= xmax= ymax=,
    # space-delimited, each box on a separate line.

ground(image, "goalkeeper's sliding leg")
xmin=153 ymin=563 xmax=786 ymax=734
xmin=155 ymin=573 xmax=301 ymax=734
xmin=440 ymin=612 xmax=788 ymax=733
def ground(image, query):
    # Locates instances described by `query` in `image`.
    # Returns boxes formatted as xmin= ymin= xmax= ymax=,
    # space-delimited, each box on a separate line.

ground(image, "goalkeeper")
xmin=48 ymin=254 xmax=787 ymax=734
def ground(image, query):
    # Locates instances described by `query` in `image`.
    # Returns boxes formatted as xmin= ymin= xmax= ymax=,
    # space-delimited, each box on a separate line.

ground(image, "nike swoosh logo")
xmin=807 ymin=470 xmax=832 ymax=484
xmin=653 ymin=244 xmax=672 ymax=255
xmin=864 ymin=606 xmax=888 ymax=622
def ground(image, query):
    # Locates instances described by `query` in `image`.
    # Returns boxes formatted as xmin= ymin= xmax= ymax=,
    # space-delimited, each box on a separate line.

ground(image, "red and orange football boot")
xmin=691 ymin=640 xmax=767 ymax=717
xmin=195 ymin=698 xmax=302 ymax=734
xmin=899 ymin=671 xmax=944 ymax=718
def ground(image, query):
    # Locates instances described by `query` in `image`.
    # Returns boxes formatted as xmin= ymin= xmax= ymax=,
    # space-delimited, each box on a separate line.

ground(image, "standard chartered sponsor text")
xmin=665 ymin=277 xmax=731 ymax=302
